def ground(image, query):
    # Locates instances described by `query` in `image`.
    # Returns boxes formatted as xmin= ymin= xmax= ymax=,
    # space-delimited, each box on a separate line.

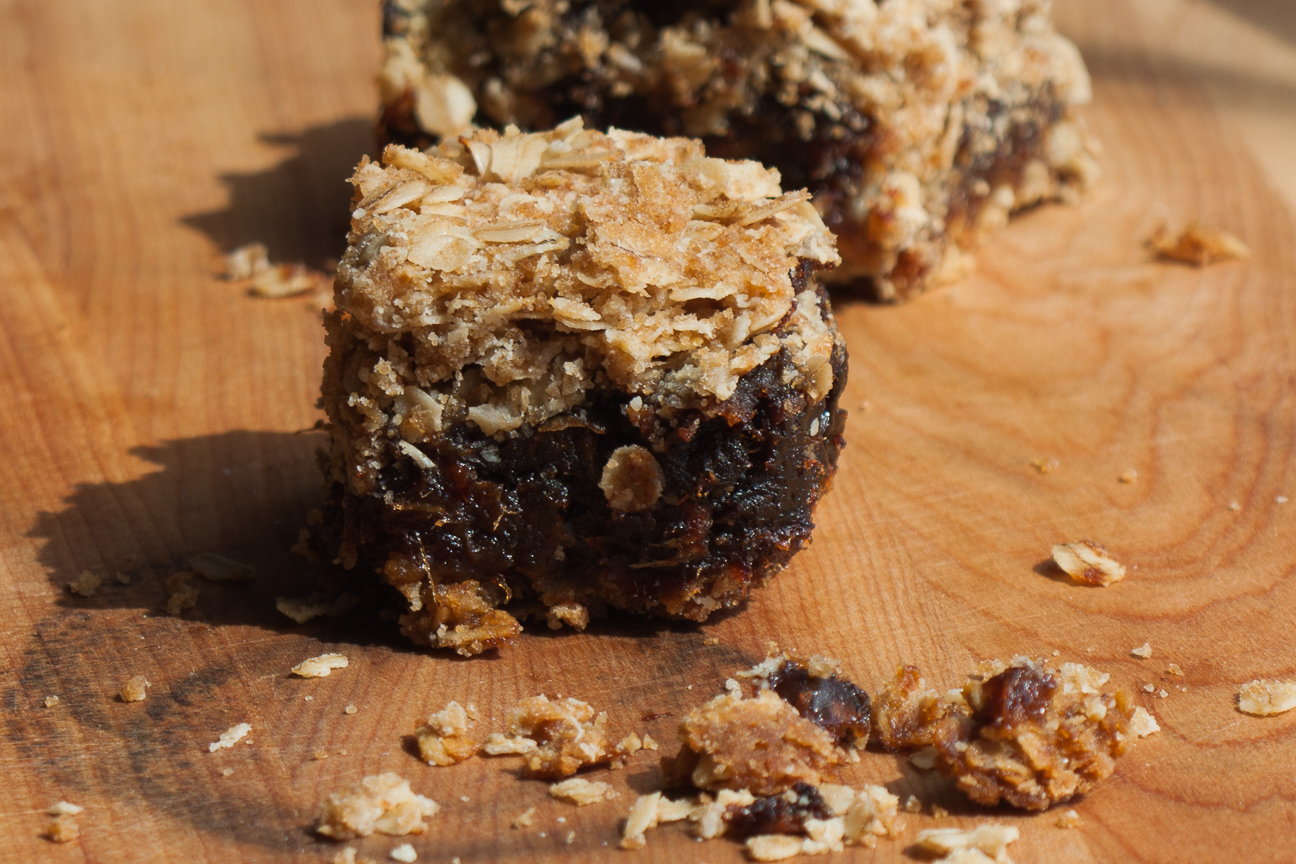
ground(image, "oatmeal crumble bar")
xmin=872 ymin=658 xmax=1138 ymax=810
xmin=315 ymin=773 xmax=439 ymax=840
xmin=379 ymin=0 xmax=1097 ymax=300
xmin=310 ymin=121 xmax=846 ymax=653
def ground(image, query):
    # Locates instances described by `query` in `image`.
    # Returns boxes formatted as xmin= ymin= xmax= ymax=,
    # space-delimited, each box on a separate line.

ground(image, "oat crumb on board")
xmin=68 ymin=571 xmax=100 ymax=598
xmin=119 ymin=675 xmax=150 ymax=702
xmin=45 ymin=695 xmax=60 ymax=708
xmin=1148 ymin=223 xmax=1250 ymax=266
xmin=1118 ymin=468 xmax=1138 ymax=484
xmin=1166 ymin=663 xmax=1184 ymax=676
xmin=931 ymin=804 xmax=950 ymax=819
xmin=1056 ymin=809 xmax=1083 ymax=829
xmin=1051 ymin=541 xmax=1127 ymax=586
xmin=221 ymin=768 xmax=234 ymax=777
xmin=415 ymin=701 xmax=479 ymax=766
xmin=345 ymin=704 xmax=359 ymax=715
xmin=1238 ymin=680 xmax=1296 ymax=716
xmin=190 ymin=552 xmax=255 ymax=582
xmin=903 ymin=795 xmax=921 ymax=813
xmin=511 ymin=807 xmax=537 ymax=829
xmin=292 ymin=653 xmax=350 ymax=678
xmin=916 ymin=825 xmax=1018 ymax=863
xmin=389 ymin=843 xmax=417 ymax=862
xmin=209 ymin=723 xmax=252 ymax=752
xmin=315 ymin=773 xmax=439 ymax=840
xmin=1131 ymin=643 xmax=1152 ymax=659
xmin=1130 ymin=707 xmax=1160 ymax=737
xmin=276 ymin=592 xmax=359 ymax=624
xmin=550 ymin=777 xmax=617 ymax=806
xmin=1031 ymin=457 xmax=1060 ymax=474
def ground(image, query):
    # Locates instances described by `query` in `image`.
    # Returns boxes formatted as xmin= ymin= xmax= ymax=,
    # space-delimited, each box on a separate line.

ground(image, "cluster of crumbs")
xmin=481 ymin=695 xmax=632 ymax=778
xmin=872 ymin=657 xmax=1153 ymax=810
xmin=549 ymin=777 xmax=617 ymax=806
xmin=622 ymin=651 xmax=901 ymax=858
xmin=414 ymin=701 xmax=480 ymax=766
xmin=916 ymin=825 xmax=1019 ymax=863
xmin=315 ymin=773 xmax=439 ymax=840
xmin=224 ymin=241 xmax=332 ymax=299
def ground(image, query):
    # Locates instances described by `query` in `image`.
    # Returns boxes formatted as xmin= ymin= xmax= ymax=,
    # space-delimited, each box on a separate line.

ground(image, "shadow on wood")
xmin=181 ymin=118 xmax=375 ymax=270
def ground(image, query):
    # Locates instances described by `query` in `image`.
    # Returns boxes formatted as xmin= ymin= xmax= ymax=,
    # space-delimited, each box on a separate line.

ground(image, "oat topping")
xmin=315 ymin=773 xmax=439 ymax=840
xmin=872 ymin=658 xmax=1137 ymax=810
xmin=332 ymin=121 xmax=838 ymax=462
xmin=1148 ymin=224 xmax=1251 ymax=266
xmin=119 ymin=675 xmax=150 ymax=702
xmin=68 ymin=570 xmax=100 ymax=598
xmin=1051 ymin=541 xmax=1127 ymax=587
xmin=292 ymin=653 xmax=351 ymax=678
xmin=208 ymin=722 xmax=252 ymax=752
xmin=414 ymin=701 xmax=480 ymax=766
xmin=549 ymin=777 xmax=617 ymax=805
xmin=1237 ymin=680 xmax=1296 ymax=716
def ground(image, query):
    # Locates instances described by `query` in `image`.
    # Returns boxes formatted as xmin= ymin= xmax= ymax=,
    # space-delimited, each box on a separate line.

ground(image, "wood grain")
xmin=1 ymin=1 xmax=1294 ymax=862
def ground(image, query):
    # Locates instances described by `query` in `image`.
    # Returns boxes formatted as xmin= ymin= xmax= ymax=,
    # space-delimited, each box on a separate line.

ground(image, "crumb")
xmin=249 ymin=262 xmax=330 ymax=299
xmin=306 ymin=696 xmax=314 ymax=701
xmin=1131 ymin=643 xmax=1152 ymax=659
xmin=459 ymin=796 xmax=469 ymax=803
xmin=292 ymin=653 xmax=350 ymax=678
xmin=916 ymin=825 xmax=1018 ymax=863
xmin=1129 ymin=707 xmax=1160 ymax=737
xmin=44 ymin=813 xmax=79 ymax=843
xmin=1056 ymin=808 xmax=1083 ymax=829
xmin=619 ymin=732 xmax=643 ymax=757
xmin=345 ymin=704 xmax=358 ymax=715
xmin=511 ymin=807 xmax=537 ymax=829
xmin=45 ymin=695 xmax=60 ymax=708
xmin=329 ymin=849 xmax=358 ymax=864
xmin=546 ymin=602 xmax=590 ymax=631
xmin=871 ymin=659 xmax=1137 ymax=810
xmin=703 ymin=637 xmax=720 ymax=646
xmin=565 ymin=831 xmax=576 ymax=845
xmin=414 ymin=701 xmax=479 ymax=766
xmin=931 ymin=804 xmax=949 ymax=819
xmin=189 ymin=552 xmax=255 ymax=582
xmin=68 ymin=570 xmax=101 ymax=598
xmin=1142 ymin=684 xmax=1156 ymax=693
xmin=1118 ymin=469 xmax=1138 ymax=484
xmin=1148 ymin=223 xmax=1250 ymax=266
xmin=550 ymin=777 xmax=617 ymax=806
xmin=115 ymin=571 xmax=131 ymax=584
xmin=313 ymin=749 xmax=330 ymax=761
xmin=209 ymin=722 xmax=252 ymax=752
xmin=225 ymin=242 xmax=270 ymax=280
xmin=1278 ymin=496 xmax=1289 ymax=504
xmin=910 ymin=746 xmax=938 ymax=771
xmin=222 ymin=768 xmax=234 ymax=777
xmin=48 ymin=802 xmax=84 ymax=816
xmin=119 ymin=675 xmax=150 ymax=702
xmin=1228 ymin=501 xmax=1242 ymax=511
xmin=1166 ymin=663 xmax=1184 ymax=676
xmin=166 ymin=571 xmax=200 ymax=615
xmin=1051 ymin=541 xmax=1127 ymax=587
xmin=641 ymin=734 xmax=659 ymax=751
xmin=389 ymin=843 xmax=417 ymax=862
xmin=1031 ymin=457 xmax=1060 ymax=474
xmin=903 ymin=795 xmax=921 ymax=813
xmin=276 ymin=592 xmax=359 ymax=624
xmin=1238 ymin=680 xmax=1296 ymax=716
xmin=315 ymin=773 xmax=439 ymax=839
xmin=1157 ymin=689 xmax=1168 ymax=698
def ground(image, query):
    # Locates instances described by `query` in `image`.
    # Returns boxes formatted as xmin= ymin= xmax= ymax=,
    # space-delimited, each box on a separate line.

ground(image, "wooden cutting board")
xmin=2 ymin=1 xmax=1294 ymax=861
